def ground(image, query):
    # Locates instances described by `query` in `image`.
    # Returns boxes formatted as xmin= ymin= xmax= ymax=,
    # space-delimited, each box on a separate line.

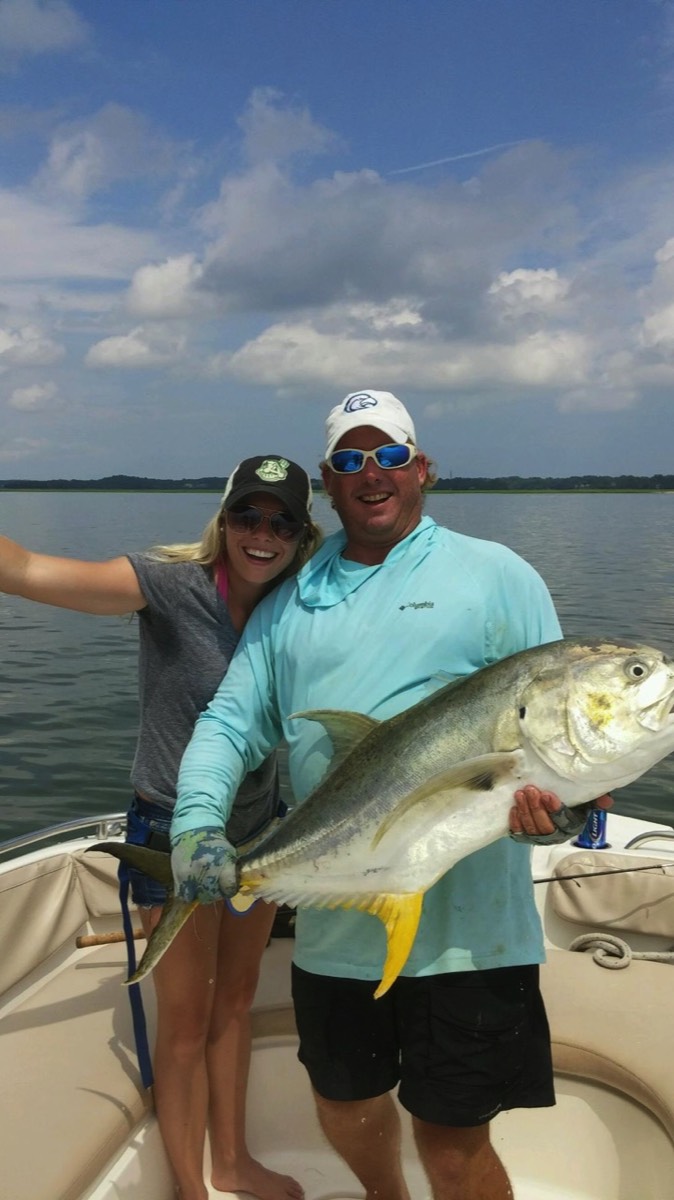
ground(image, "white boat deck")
xmin=1 ymin=816 xmax=673 ymax=1199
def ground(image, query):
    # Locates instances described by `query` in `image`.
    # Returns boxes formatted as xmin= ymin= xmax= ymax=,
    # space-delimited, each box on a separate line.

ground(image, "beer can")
xmin=574 ymin=806 xmax=609 ymax=849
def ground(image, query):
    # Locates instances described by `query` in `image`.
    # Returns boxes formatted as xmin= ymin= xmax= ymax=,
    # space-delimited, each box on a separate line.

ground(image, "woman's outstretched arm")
xmin=0 ymin=535 xmax=146 ymax=615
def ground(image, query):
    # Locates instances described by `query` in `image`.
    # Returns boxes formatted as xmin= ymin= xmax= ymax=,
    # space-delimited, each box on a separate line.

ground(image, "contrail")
xmin=388 ymin=139 xmax=530 ymax=176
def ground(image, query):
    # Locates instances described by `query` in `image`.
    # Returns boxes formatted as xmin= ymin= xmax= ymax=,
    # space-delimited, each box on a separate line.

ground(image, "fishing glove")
xmin=171 ymin=828 xmax=238 ymax=903
xmin=509 ymin=801 xmax=592 ymax=846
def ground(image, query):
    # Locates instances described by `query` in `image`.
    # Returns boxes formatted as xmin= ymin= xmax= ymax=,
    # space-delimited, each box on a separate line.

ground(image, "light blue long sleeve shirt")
xmin=174 ymin=515 xmax=562 ymax=980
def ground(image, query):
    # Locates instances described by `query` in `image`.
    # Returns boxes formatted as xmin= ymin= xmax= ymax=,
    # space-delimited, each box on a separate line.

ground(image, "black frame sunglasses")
xmin=225 ymin=504 xmax=305 ymax=542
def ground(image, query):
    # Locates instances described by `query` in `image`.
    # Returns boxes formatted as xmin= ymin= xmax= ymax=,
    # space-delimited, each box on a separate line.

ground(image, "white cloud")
xmin=0 ymin=435 xmax=47 ymax=461
xmin=34 ymin=104 xmax=180 ymax=203
xmin=8 ymin=379 xmax=57 ymax=408
xmin=193 ymin=142 xmax=578 ymax=333
xmin=639 ymin=238 xmax=674 ymax=352
xmin=127 ymin=254 xmax=209 ymax=319
xmin=85 ymin=325 xmax=187 ymax=369
xmin=0 ymin=187 xmax=163 ymax=281
xmin=5 ymin=84 xmax=674 ymax=451
xmin=557 ymin=385 xmax=638 ymax=414
xmin=641 ymin=302 xmax=674 ymax=349
xmin=0 ymin=0 xmax=88 ymax=59
xmin=345 ymin=301 xmax=424 ymax=332
xmin=226 ymin=320 xmax=590 ymax=392
xmin=488 ymin=268 xmax=571 ymax=319
xmin=0 ymin=323 xmax=64 ymax=368
xmin=237 ymin=87 xmax=341 ymax=167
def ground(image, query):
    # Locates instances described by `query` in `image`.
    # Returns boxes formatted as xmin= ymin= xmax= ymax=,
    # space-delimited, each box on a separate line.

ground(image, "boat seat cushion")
xmin=72 ymin=846 xmax=127 ymax=918
xmin=0 ymin=853 xmax=88 ymax=995
xmin=0 ymin=848 xmax=123 ymax=996
xmin=542 ymin=947 xmax=674 ymax=1141
xmin=551 ymin=852 xmax=674 ymax=936
xmin=0 ymin=939 xmax=155 ymax=1200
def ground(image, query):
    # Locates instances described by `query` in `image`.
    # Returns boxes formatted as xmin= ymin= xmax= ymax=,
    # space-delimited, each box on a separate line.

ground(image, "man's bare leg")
xmin=413 ymin=1118 xmax=513 ymax=1200
xmin=312 ymin=1090 xmax=411 ymax=1200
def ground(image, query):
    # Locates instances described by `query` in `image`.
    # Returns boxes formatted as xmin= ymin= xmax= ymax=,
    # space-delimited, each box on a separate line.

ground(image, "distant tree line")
xmin=434 ymin=474 xmax=674 ymax=491
xmin=0 ymin=473 xmax=673 ymax=491
xmin=0 ymin=474 xmax=228 ymax=491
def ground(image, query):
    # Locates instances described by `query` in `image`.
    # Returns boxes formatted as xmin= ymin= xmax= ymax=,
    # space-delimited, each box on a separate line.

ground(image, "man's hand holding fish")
xmin=171 ymin=827 xmax=237 ymax=902
xmin=510 ymin=786 xmax=614 ymax=843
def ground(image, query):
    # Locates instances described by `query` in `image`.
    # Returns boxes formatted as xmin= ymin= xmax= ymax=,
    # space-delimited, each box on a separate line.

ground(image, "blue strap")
xmin=118 ymin=861 xmax=154 ymax=1089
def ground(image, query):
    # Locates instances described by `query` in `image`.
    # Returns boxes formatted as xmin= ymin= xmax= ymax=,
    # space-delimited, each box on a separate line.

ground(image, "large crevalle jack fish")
xmin=97 ymin=637 xmax=674 ymax=996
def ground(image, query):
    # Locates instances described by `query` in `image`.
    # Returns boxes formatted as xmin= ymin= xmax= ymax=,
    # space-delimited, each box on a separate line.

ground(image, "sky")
xmin=2 ymin=0 xmax=674 ymax=480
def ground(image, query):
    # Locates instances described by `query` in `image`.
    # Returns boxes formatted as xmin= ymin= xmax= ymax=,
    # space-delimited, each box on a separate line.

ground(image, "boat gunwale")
xmin=0 ymin=812 xmax=127 ymax=862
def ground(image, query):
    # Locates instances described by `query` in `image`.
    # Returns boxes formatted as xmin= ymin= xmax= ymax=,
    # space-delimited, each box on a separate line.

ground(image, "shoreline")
xmin=1 ymin=487 xmax=672 ymax=496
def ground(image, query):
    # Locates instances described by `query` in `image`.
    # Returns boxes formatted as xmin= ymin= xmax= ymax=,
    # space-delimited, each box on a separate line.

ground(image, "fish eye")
xmin=625 ymin=659 xmax=649 ymax=680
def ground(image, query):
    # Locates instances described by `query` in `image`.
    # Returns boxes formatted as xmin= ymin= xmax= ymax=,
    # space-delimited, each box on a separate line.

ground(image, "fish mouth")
xmin=641 ymin=688 xmax=674 ymax=730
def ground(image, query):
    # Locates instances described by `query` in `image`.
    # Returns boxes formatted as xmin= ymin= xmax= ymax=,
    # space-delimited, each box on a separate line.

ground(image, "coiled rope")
xmin=569 ymin=933 xmax=674 ymax=969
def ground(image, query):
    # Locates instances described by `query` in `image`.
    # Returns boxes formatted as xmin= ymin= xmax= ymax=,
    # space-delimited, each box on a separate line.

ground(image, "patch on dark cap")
xmin=222 ymin=455 xmax=313 ymax=524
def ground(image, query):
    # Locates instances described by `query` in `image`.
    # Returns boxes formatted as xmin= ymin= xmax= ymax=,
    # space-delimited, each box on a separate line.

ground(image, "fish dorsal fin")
xmin=372 ymin=751 xmax=524 ymax=849
xmin=90 ymin=841 xmax=174 ymax=889
xmin=338 ymin=892 xmax=423 ymax=999
xmin=290 ymin=708 xmax=379 ymax=771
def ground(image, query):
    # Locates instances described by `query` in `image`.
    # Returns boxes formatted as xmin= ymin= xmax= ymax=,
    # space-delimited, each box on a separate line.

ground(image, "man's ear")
xmin=320 ymin=461 xmax=333 ymax=496
xmin=416 ymin=452 xmax=429 ymax=488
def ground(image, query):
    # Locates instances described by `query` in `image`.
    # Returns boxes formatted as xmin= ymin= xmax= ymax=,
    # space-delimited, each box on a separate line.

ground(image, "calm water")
xmin=1 ymin=490 xmax=674 ymax=841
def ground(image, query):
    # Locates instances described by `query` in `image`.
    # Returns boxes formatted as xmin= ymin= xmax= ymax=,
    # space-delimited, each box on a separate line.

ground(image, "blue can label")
xmin=574 ymin=807 xmax=609 ymax=849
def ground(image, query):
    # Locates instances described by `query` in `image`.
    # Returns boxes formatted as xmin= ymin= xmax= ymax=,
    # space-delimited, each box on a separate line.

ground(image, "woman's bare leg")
xmin=207 ymin=901 xmax=303 ymax=1200
xmin=140 ymin=903 xmax=221 ymax=1200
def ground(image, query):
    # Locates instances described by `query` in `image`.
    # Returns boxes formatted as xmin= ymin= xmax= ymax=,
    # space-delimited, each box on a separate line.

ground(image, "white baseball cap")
xmin=324 ymin=390 xmax=417 ymax=460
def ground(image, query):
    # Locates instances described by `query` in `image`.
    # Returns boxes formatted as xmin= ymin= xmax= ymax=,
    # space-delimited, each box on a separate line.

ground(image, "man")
xmin=172 ymin=390 xmax=599 ymax=1200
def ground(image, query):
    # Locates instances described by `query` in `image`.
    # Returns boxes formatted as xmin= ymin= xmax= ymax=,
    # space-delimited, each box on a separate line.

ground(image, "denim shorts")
xmin=125 ymin=794 xmax=172 ymax=908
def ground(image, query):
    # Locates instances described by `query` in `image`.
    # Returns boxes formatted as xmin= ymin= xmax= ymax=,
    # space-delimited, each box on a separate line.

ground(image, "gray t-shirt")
xmin=127 ymin=554 xmax=279 ymax=845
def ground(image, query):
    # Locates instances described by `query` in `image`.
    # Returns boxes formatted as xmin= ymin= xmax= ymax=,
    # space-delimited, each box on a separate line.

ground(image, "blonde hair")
xmin=149 ymin=503 xmax=322 ymax=580
xmin=421 ymin=453 xmax=438 ymax=491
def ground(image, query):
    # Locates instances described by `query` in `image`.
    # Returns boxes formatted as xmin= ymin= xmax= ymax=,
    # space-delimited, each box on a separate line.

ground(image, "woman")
xmin=0 ymin=454 xmax=320 ymax=1200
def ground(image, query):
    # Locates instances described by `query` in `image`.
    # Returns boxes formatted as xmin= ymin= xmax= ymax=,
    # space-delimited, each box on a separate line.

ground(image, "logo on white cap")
xmin=343 ymin=392 xmax=379 ymax=413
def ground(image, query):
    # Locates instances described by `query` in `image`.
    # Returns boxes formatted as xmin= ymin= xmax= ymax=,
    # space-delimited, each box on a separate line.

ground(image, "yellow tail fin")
xmin=343 ymin=892 xmax=423 ymax=999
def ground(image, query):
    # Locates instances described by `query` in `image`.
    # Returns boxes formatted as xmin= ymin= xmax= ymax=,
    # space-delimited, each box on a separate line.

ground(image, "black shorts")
xmin=291 ymin=963 xmax=555 ymax=1127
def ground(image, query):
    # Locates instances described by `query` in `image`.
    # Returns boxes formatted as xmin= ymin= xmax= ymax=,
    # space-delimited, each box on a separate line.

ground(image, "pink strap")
xmin=214 ymin=562 xmax=229 ymax=602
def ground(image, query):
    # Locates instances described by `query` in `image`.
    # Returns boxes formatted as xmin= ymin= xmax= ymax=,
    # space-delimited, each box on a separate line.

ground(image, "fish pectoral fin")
xmin=341 ymin=892 xmax=423 ymax=999
xmin=289 ymin=708 xmax=380 ymax=771
xmin=90 ymin=841 xmax=174 ymax=889
xmin=125 ymin=897 xmax=199 ymax=985
xmin=372 ymin=751 xmax=525 ymax=849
